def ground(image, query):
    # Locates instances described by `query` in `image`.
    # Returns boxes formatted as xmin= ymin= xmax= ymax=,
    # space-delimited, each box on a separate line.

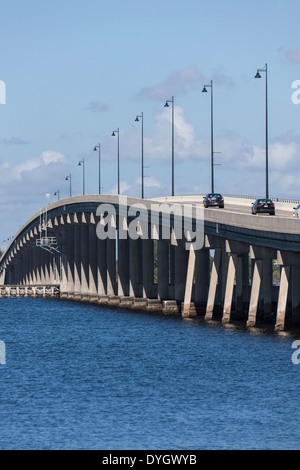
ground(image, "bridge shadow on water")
xmin=47 ymin=295 xmax=300 ymax=340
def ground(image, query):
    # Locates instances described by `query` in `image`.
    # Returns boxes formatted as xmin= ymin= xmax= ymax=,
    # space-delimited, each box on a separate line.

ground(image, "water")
xmin=0 ymin=297 xmax=300 ymax=450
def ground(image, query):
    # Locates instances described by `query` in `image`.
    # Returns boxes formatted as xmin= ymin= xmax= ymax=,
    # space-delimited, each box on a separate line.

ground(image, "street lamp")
xmin=202 ymin=80 xmax=215 ymax=193
xmin=112 ymin=128 xmax=120 ymax=195
xmin=164 ymin=97 xmax=175 ymax=196
xmin=255 ymin=63 xmax=269 ymax=199
xmin=93 ymin=143 xmax=101 ymax=195
xmin=54 ymin=190 xmax=60 ymax=201
xmin=65 ymin=174 xmax=72 ymax=198
xmin=78 ymin=158 xmax=85 ymax=195
xmin=135 ymin=113 xmax=144 ymax=199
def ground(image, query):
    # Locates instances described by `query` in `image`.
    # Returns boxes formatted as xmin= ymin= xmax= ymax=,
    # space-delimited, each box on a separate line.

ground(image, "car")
xmin=203 ymin=193 xmax=224 ymax=208
xmin=252 ymin=198 xmax=275 ymax=215
xmin=293 ymin=204 xmax=300 ymax=218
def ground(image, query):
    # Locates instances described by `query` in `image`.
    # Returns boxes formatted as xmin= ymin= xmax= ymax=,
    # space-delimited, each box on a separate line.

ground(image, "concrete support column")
xmin=18 ymin=256 xmax=24 ymax=285
xmin=292 ymin=265 xmax=300 ymax=326
xmin=24 ymin=251 xmax=30 ymax=285
xmin=205 ymin=248 xmax=221 ymax=321
xmin=174 ymin=243 xmax=189 ymax=302
xmin=27 ymin=249 xmax=32 ymax=285
xmin=222 ymin=240 xmax=249 ymax=324
xmin=97 ymin=238 xmax=107 ymax=296
xmin=247 ymin=259 xmax=263 ymax=327
xmin=80 ymin=224 xmax=89 ymax=298
xmin=222 ymin=253 xmax=237 ymax=324
xmin=40 ymin=249 xmax=46 ymax=285
xmin=73 ymin=225 xmax=81 ymax=296
xmin=48 ymin=253 xmax=54 ymax=284
xmin=143 ymin=238 xmax=154 ymax=299
xmin=275 ymin=250 xmax=300 ymax=331
xmin=88 ymin=223 xmax=98 ymax=298
xmin=183 ymin=247 xmax=196 ymax=317
xmin=263 ymin=259 xmax=273 ymax=321
xmin=30 ymin=249 xmax=36 ymax=284
xmin=107 ymin=238 xmax=117 ymax=297
xmin=275 ymin=265 xmax=290 ymax=332
xmin=35 ymin=247 xmax=42 ymax=285
xmin=60 ymin=229 xmax=69 ymax=296
xmin=67 ymin=227 xmax=74 ymax=294
xmin=158 ymin=240 xmax=169 ymax=300
xmin=194 ymin=248 xmax=210 ymax=306
xmin=247 ymin=246 xmax=276 ymax=327
xmin=118 ymin=237 xmax=129 ymax=297
xmin=44 ymin=250 xmax=51 ymax=284
xmin=220 ymin=248 xmax=229 ymax=307
xmin=129 ymin=238 xmax=142 ymax=298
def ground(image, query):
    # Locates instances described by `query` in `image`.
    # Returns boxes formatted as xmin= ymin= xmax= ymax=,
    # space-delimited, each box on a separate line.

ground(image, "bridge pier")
xmin=275 ymin=251 xmax=300 ymax=331
xmin=247 ymin=246 xmax=276 ymax=327
xmin=222 ymin=250 xmax=248 ymax=323
xmin=204 ymin=235 xmax=225 ymax=321
xmin=158 ymin=240 xmax=169 ymax=301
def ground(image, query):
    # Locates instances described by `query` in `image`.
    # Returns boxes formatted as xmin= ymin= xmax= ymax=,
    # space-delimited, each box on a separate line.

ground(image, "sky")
xmin=1 ymin=0 xmax=300 ymax=244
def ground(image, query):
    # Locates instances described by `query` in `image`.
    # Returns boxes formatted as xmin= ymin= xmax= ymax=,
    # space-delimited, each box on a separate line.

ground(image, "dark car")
xmin=203 ymin=193 xmax=224 ymax=208
xmin=252 ymin=198 xmax=275 ymax=215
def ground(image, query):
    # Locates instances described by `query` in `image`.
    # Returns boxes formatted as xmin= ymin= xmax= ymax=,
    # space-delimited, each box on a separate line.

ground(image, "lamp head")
xmin=93 ymin=146 xmax=97 ymax=151
xmin=202 ymin=87 xmax=208 ymax=93
xmin=112 ymin=131 xmax=115 ymax=136
xmin=164 ymin=101 xmax=169 ymax=107
xmin=135 ymin=116 xmax=139 ymax=122
xmin=255 ymin=71 xmax=261 ymax=78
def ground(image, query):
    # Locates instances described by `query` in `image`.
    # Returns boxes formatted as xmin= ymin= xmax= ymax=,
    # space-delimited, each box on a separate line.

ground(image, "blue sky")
xmin=1 ymin=0 xmax=300 ymax=242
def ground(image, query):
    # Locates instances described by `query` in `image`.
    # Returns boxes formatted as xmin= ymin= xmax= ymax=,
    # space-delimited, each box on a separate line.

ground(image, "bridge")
xmin=1 ymin=194 xmax=300 ymax=332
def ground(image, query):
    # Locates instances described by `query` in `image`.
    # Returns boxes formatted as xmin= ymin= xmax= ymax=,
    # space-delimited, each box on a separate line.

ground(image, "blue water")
xmin=0 ymin=297 xmax=299 ymax=450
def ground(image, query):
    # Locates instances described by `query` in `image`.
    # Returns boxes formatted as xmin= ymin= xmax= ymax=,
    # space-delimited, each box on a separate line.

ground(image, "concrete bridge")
xmin=1 ymin=194 xmax=300 ymax=332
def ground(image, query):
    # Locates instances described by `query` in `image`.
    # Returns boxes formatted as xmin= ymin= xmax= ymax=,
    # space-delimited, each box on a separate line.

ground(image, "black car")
xmin=203 ymin=193 xmax=224 ymax=208
xmin=252 ymin=198 xmax=275 ymax=215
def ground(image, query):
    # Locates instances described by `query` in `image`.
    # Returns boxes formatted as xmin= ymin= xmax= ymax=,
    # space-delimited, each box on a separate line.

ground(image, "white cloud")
xmin=135 ymin=175 xmax=164 ymax=189
xmin=84 ymin=101 xmax=110 ymax=112
xmin=109 ymin=180 xmax=132 ymax=195
xmin=13 ymin=151 xmax=67 ymax=181
xmin=143 ymin=105 xmax=209 ymax=162
xmin=135 ymin=66 xmax=205 ymax=101
xmin=285 ymin=48 xmax=300 ymax=64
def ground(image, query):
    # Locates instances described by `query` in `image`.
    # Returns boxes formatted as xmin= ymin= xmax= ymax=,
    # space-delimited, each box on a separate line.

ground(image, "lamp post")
xmin=78 ymin=158 xmax=85 ymax=195
xmin=54 ymin=190 xmax=60 ymax=201
xmin=93 ymin=143 xmax=101 ymax=195
xmin=112 ymin=128 xmax=120 ymax=195
xmin=135 ymin=112 xmax=144 ymax=199
xmin=255 ymin=63 xmax=269 ymax=199
xmin=164 ymin=97 xmax=175 ymax=197
xmin=202 ymin=80 xmax=214 ymax=193
xmin=65 ymin=174 xmax=72 ymax=198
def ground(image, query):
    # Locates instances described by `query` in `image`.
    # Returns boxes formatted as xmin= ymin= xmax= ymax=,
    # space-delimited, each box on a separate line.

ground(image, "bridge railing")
xmin=223 ymin=194 xmax=300 ymax=204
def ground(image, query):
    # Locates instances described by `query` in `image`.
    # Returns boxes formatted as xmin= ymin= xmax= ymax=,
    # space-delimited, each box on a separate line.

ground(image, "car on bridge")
xmin=252 ymin=198 xmax=275 ymax=215
xmin=203 ymin=193 xmax=224 ymax=208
